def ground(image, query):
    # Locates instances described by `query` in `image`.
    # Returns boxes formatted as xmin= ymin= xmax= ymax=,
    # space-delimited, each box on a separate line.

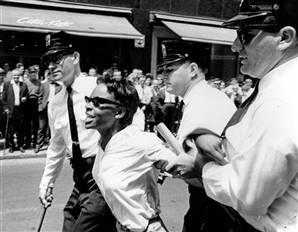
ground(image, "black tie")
xmin=66 ymin=86 xmax=97 ymax=192
xmin=67 ymin=86 xmax=80 ymax=144
xmin=221 ymin=81 xmax=259 ymax=137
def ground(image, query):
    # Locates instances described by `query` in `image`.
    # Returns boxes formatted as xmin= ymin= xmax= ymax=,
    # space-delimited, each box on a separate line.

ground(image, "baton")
xmin=37 ymin=184 xmax=54 ymax=232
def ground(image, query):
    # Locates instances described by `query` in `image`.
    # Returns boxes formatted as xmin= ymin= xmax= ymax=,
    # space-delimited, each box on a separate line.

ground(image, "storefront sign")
xmin=17 ymin=17 xmax=74 ymax=27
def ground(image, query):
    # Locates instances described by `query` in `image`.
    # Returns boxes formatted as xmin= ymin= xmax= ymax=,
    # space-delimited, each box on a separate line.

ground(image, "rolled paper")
xmin=156 ymin=123 xmax=183 ymax=155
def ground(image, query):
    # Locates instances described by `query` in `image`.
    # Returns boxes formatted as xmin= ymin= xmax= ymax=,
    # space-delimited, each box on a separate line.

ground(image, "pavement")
xmin=0 ymin=146 xmax=47 ymax=160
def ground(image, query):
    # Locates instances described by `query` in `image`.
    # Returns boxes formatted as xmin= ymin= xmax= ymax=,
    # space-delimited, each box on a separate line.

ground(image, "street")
xmin=1 ymin=158 xmax=188 ymax=232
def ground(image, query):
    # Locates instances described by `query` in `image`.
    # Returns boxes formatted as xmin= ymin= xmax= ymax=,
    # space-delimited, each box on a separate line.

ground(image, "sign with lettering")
xmin=17 ymin=17 xmax=74 ymax=27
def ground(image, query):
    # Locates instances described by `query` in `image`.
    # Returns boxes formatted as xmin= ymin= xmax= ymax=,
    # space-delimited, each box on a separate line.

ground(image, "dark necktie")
xmin=67 ymin=86 xmax=97 ymax=192
xmin=221 ymin=80 xmax=259 ymax=137
xmin=67 ymin=86 xmax=79 ymax=144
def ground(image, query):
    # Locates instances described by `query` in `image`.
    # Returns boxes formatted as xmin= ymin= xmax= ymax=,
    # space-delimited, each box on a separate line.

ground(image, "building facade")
xmin=0 ymin=0 xmax=240 ymax=80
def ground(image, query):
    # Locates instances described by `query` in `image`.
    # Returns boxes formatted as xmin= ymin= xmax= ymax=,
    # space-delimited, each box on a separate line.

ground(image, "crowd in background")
xmin=0 ymin=62 xmax=255 ymax=153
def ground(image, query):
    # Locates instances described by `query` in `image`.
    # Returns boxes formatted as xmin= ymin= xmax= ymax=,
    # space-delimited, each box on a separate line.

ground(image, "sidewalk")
xmin=0 ymin=147 xmax=47 ymax=160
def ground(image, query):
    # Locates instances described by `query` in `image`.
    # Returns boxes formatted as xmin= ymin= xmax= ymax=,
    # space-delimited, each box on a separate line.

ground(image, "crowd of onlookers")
xmin=0 ymin=62 xmax=255 ymax=153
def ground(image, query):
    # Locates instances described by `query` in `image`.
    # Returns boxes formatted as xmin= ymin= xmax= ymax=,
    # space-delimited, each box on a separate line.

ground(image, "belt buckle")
xmin=72 ymin=141 xmax=79 ymax=145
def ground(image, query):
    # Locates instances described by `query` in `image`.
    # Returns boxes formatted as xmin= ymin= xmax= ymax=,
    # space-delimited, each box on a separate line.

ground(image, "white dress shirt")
xmin=178 ymin=79 xmax=236 ymax=143
xmin=11 ymin=80 xmax=20 ymax=106
xmin=39 ymin=74 xmax=99 ymax=190
xmin=177 ymin=79 xmax=236 ymax=187
xmin=92 ymin=124 xmax=176 ymax=232
xmin=203 ymin=57 xmax=298 ymax=232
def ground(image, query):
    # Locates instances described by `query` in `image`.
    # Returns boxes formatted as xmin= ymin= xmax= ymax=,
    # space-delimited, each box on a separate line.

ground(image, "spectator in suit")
xmin=2 ymin=69 xmax=28 ymax=152
xmin=35 ymin=70 xmax=52 ymax=153
xmin=24 ymin=65 xmax=41 ymax=149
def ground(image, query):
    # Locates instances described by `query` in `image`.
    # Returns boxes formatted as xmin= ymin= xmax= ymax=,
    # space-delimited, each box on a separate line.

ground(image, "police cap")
xmin=157 ymin=40 xmax=208 ymax=71
xmin=41 ymin=31 xmax=75 ymax=67
xmin=223 ymin=0 xmax=298 ymax=29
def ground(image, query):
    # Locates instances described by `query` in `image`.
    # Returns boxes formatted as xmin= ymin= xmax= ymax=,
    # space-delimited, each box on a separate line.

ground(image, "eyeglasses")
xmin=85 ymin=96 xmax=122 ymax=108
xmin=237 ymin=28 xmax=261 ymax=45
xmin=29 ymin=71 xmax=38 ymax=74
xmin=47 ymin=53 xmax=73 ymax=67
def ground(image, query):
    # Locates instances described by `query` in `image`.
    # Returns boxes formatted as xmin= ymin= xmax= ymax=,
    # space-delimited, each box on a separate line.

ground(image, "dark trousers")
xmin=183 ymin=186 xmax=259 ymax=232
xmin=63 ymin=185 xmax=117 ymax=232
xmin=7 ymin=106 xmax=25 ymax=149
xmin=0 ymin=106 xmax=7 ymax=138
xmin=63 ymin=155 xmax=117 ymax=232
xmin=37 ymin=106 xmax=49 ymax=147
xmin=24 ymin=98 xmax=39 ymax=147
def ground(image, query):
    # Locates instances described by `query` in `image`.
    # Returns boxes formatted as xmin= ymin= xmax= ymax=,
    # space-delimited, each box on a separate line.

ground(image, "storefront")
xmin=149 ymin=12 xmax=238 ymax=81
xmin=0 ymin=0 xmax=144 ymax=72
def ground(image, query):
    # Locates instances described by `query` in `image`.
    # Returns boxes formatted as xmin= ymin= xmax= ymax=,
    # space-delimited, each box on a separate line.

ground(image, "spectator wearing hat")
xmin=38 ymin=31 xmax=116 ymax=232
xmin=24 ymin=65 xmax=41 ymax=149
xmin=2 ymin=69 xmax=28 ymax=153
xmin=156 ymin=40 xmax=236 ymax=232
xmin=165 ymin=1 xmax=298 ymax=231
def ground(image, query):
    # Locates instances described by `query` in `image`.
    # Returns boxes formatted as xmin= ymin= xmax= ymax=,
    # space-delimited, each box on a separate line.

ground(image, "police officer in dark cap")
xmin=164 ymin=1 xmax=298 ymax=232
xmin=38 ymin=31 xmax=116 ymax=232
xmin=156 ymin=40 xmax=236 ymax=232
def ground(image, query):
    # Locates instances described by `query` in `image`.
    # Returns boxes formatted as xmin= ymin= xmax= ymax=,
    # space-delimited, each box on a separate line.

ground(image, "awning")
xmin=161 ymin=20 xmax=236 ymax=45
xmin=0 ymin=5 xmax=144 ymax=39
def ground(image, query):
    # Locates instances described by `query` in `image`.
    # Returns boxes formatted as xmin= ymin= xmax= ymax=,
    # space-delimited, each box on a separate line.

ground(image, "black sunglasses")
xmin=85 ymin=96 xmax=122 ymax=108
xmin=237 ymin=25 xmax=282 ymax=45
xmin=237 ymin=28 xmax=260 ymax=45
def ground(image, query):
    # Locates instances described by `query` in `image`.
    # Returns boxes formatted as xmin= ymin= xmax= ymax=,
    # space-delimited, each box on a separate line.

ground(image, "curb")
xmin=0 ymin=152 xmax=46 ymax=160
xmin=0 ymin=148 xmax=48 ymax=160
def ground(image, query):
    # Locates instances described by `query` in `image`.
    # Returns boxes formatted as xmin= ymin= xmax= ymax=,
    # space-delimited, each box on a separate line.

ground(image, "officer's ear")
xmin=278 ymin=26 xmax=297 ymax=50
xmin=114 ymin=107 xmax=126 ymax=119
xmin=72 ymin=52 xmax=80 ymax=64
xmin=189 ymin=62 xmax=198 ymax=79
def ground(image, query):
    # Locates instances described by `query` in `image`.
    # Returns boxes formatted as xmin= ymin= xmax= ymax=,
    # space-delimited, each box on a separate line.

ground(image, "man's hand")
xmin=39 ymin=184 xmax=54 ymax=208
xmin=164 ymin=152 xmax=202 ymax=179
xmin=21 ymin=97 xmax=27 ymax=103
xmin=195 ymin=134 xmax=227 ymax=165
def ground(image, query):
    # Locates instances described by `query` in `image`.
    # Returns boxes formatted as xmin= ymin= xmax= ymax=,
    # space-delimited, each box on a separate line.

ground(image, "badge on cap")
xmin=46 ymin=34 xmax=51 ymax=47
xmin=161 ymin=44 xmax=167 ymax=58
xmin=272 ymin=3 xmax=280 ymax=11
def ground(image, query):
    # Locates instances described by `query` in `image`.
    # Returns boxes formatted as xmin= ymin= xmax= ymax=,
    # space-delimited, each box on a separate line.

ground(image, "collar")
xmin=183 ymin=79 xmax=207 ymax=105
xmin=259 ymin=56 xmax=298 ymax=93
xmin=105 ymin=124 xmax=140 ymax=150
xmin=10 ymin=80 xmax=20 ymax=85
xmin=69 ymin=72 xmax=86 ymax=94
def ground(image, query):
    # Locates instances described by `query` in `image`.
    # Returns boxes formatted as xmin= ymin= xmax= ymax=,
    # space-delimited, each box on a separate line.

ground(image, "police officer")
xmin=38 ymin=31 xmax=116 ymax=232
xmin=167 ymin=1 xmax=298 ymax=231
xmin=157 ymin=40 xmax=236 ymax=232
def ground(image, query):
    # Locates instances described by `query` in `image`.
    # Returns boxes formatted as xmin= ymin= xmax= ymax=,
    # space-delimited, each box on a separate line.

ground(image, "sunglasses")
xmin=85 ymin=96 xmax=122 ymax=108
xmin=237 ymin=28 xmax=260 ymax=45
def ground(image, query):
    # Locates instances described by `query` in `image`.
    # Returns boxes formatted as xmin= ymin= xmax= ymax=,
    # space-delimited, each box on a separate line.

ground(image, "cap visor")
xmin=222 ymin=12 xmax=269 ymax=28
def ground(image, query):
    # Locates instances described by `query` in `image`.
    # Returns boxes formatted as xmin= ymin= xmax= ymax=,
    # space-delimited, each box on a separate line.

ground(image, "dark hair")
xmin=103 ymin=77 xmax=140 ymax=128
xmin=16 ymin=62 xmax=24 ymax=68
